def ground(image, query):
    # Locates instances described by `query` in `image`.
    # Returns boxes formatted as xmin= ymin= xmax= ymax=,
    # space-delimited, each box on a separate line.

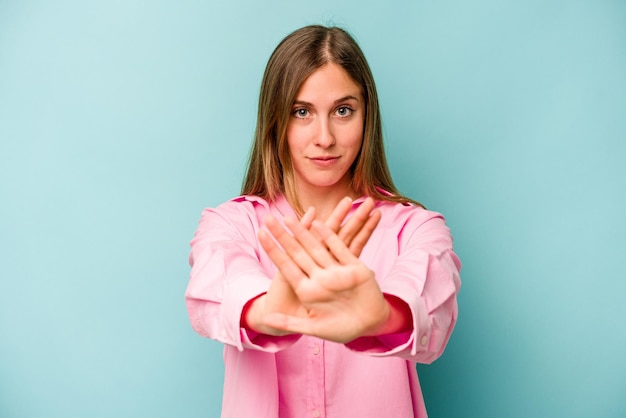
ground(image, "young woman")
xmin=186 ymin=25 xmax=461 ymax=418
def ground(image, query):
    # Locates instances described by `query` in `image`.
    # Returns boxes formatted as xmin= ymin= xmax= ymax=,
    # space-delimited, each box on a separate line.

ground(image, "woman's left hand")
xmin=258 ymin=212 xmax=390 ymax=343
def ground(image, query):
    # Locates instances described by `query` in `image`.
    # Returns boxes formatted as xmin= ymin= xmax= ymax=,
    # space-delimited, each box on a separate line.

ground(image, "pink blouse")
xmin=186 ymin=194 xmax=461 ymax=417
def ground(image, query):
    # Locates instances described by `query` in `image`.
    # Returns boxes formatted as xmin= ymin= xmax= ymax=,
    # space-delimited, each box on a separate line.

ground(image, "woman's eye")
xmin=336 ymin=106 xmax=353 ymax=117
xmin=293 ymin=108 xmax=310 ymax=118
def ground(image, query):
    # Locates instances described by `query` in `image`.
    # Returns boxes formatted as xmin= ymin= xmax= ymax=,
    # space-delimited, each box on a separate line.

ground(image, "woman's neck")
xmin=293 ymin=182 xmax=360 ymax=221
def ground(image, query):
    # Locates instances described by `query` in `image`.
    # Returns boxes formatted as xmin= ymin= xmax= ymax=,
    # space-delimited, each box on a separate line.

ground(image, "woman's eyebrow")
xmin=334 ymin=95 xmax=360 ymax=104
xmin=292 ymin=95 xmax=360 ymax=107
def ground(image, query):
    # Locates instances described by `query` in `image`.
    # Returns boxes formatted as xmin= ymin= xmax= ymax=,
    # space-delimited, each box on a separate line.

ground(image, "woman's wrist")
xmin=374 ymin=294 xmax=413 ymax=336
xmin=240 ymin=293 xmax=266 ymax=332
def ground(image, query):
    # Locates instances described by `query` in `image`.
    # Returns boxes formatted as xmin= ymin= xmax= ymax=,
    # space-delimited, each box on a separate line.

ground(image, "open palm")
xmin=257 ymin=202 xmax=388 ymax=343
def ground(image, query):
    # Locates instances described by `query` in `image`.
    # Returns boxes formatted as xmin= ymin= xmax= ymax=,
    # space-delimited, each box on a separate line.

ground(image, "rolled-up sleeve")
xmin=346 ymin=209 xmax=461 ymax=364
xmin=185 ymin=200 xmax=300 ymax=352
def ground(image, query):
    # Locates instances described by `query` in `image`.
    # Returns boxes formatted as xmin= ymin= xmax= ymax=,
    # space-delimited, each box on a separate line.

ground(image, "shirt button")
xmin=312 ymin=345 xmax=320 ymax=355
xmin=313 ymin=410 xmax=320 ymax=417
xmin=420 ymin=335 xmax=428 ymax=346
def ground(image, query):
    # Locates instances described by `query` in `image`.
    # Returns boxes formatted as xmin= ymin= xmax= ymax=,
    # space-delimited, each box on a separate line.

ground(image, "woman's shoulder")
xmin=375 ymin=199 xmax=447 ymax=230
xmin=215 ymin=195 xmax=270 ymax=211
xmin=373 ymin=200 xmax=454 ymax=251
xmin=375 ymin=199 xmax=444 ymax=219
xmin=210 ymin=194 xmax=272 ymax=215
xmin=194 ymin=195 xmax=273 ymax=240
xmin=205 ymin=194 xmax=291 ymax=226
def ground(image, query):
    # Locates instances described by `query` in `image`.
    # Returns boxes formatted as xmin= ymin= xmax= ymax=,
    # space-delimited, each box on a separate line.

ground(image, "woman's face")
xmin=286 ymin=63 xmax=364 ymax=199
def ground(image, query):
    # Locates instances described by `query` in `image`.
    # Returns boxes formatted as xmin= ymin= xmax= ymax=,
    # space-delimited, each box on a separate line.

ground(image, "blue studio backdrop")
xmin=1 ymin=1 xmax=625 ymax=417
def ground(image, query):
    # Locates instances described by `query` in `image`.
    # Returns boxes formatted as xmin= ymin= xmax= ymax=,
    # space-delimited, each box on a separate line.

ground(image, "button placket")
xmin=306 ymin=337 xmax=325 ymax=418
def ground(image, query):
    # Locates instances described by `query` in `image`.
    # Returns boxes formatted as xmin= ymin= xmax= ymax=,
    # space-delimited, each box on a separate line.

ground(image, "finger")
xmin=299 ymin=206 xmax=321 ymax=241
xmin=284 ymin=215 xmax=335 ymax=269
xmin=265 ymin=215 xmax=319 ymax=275
xmin=258 ymin=228 xmax=308 ymax=283
xmin=324 ymin=196 xmax=353 ymax=233
xmin=349 ymin=209 xmax=381 ymax=256
xmin=337 ymin=197 xmax=376 ymax=247
xmin=300 ymin=206 xmax=315 ymax=228
xmin=312 ymin=220 xmax=358 ymax=265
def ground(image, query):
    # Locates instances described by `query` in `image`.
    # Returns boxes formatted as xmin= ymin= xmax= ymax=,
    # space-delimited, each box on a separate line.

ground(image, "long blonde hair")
xmin=242 ymin=25 xmax=421 ymax=213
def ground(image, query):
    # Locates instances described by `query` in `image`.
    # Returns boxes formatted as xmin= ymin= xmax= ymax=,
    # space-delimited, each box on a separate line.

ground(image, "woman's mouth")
xmin=309 ymin=156 xmax=339 ymax=167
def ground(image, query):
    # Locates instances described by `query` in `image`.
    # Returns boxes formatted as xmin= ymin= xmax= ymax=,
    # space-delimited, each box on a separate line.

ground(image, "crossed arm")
xmin=241 ymin=197 xmax=412 ymax=344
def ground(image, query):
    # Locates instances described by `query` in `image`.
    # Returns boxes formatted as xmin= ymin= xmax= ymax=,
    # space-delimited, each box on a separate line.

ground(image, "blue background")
xmin=1 ymin=1 xmax=625 ymax=417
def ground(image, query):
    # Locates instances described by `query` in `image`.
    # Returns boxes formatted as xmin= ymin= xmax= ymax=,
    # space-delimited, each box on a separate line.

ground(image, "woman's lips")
xmin=309 ymin=156 xmax=339 ymax=167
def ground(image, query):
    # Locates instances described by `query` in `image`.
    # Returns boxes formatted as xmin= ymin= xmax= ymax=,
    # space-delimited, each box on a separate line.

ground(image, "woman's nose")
xmin=314 ymin=118 xmax=335 ymax=148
